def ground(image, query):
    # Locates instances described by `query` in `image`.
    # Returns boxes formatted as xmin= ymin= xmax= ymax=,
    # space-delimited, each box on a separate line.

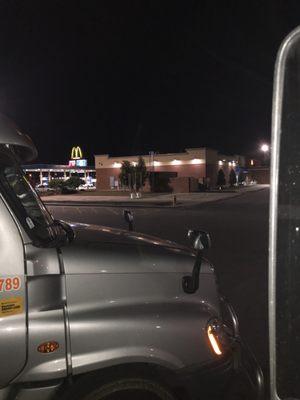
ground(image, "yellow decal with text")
xmin=0 ymin=296 xmax=23 ymax=317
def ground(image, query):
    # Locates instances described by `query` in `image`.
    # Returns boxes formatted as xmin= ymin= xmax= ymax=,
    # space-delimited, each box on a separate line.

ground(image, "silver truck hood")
xmin=61 ymin=222 xmax=214 ymax=275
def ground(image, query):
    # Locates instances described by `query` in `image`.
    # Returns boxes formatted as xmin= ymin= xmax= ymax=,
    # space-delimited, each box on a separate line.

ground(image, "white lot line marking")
xmin=105 ymin=207 xmax=121 ymax=216
xmin=132 ymin=208 xmax=161 ymax=216
xmin=91 ymin=207 xmax=119 ymax=216
xmin=104 ymin=207 xmax=159 ymax=217
xmin=76 ymin=206 xmax=121 ymax=217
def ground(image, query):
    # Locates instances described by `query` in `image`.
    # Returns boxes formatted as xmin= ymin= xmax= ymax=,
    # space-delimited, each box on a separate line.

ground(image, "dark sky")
xmin=0 ymin=0 xmax=299 ymax=164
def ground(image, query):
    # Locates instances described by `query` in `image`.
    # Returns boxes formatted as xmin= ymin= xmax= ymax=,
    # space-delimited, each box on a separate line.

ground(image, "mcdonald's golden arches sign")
xmin=71 ymin=146 xmax=83 ymax=160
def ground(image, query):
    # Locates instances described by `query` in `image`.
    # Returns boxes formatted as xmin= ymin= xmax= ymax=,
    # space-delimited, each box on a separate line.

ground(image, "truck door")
xmin=0 ymin=195 xmax=27 ymax=387
xmin=269 ymin=27 xmax=300 ymax=400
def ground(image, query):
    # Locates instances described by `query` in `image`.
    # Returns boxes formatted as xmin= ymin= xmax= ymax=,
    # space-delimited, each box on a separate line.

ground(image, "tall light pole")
xmin=149 ymin=151 xmax=155 ymax=191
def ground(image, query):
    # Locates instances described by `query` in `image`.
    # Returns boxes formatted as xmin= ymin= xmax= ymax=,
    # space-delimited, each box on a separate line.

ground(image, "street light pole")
xmin=149 ymin=151 xmax=155 ymax=192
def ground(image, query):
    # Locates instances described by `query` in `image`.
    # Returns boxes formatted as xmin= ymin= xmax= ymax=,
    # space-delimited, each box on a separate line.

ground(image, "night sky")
xmin=0 ymin=1 xmax=299 ymax=164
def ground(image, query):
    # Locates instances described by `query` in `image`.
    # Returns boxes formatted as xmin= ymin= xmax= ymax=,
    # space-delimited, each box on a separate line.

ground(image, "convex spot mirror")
xmin=123 ymin=209 xmax=134 ymax=231
xmin=187 ymin=229 xmax=211 ymax=250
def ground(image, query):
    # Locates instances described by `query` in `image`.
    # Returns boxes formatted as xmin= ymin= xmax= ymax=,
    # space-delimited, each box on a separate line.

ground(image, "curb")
xmin=44 ymin=201 xmax=174 ymax=209
xmin=44 ymin=187 xmax=268 ymax=209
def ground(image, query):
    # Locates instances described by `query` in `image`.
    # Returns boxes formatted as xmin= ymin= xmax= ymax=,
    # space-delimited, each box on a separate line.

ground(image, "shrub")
xmin=229 ymin=169 xmax=237 ymax=187
xmin=238 ymin=170 xmax=246 ymax=184
xmin=48 ymin=179 xmax=64 ymax=189
xmin=217 ymin=169 xmax=226 ymax=188
xmin=64 ymin=175 xmax=84 ymax=189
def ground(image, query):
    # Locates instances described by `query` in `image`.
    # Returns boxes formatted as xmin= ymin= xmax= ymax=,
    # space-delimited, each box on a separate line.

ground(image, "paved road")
xmin=48 ymin=188 xmax=269 ymax=386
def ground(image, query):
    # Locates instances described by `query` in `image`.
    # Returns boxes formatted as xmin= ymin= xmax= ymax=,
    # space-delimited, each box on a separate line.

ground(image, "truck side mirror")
xmin=183 ymin=230 xmax=211 ymax=294
xmin=123 ymin=209 xmax=134 ymax=231
xmin=187 ymin=229 xmax=211 ymax=250
xmin=269 ymin=26 xmax=300 ymax=399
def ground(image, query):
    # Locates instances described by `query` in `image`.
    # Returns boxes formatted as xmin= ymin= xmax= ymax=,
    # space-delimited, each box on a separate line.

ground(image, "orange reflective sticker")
xmin=37 ymin=341 xmax=59 ymax=353
xmin=0 ymin=296 xmax=23 ymax=317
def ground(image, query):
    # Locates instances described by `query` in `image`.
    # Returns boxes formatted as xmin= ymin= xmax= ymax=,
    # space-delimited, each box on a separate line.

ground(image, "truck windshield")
xmin=0 ymin=145 xmax=56 ymax=245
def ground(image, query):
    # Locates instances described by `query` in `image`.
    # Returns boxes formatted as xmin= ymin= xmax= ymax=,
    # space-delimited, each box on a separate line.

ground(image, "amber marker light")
xmin=37 ymin=341 xmax=59 ymax=354
xmin=207 ymin=325 xmax=222 ymax=356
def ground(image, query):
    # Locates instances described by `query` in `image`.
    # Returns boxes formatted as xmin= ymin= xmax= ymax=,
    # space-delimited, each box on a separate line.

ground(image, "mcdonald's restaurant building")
xmin=95 ymin=148 xmax=246 ymax=192
xmin=23 ymin=146 xmax=96 ymax=187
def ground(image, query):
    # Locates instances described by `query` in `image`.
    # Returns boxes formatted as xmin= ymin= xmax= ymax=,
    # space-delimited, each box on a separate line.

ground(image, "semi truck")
xmin=0 ymin=115 xmax=262 ymax=399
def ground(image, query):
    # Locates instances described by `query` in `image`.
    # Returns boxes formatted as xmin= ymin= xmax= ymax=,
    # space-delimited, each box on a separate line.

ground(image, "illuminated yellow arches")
xmin=71 ymin=146 xmax=83 ymax=160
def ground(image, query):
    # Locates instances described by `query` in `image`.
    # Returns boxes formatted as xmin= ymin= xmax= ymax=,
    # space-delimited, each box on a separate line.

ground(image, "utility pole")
xmin=149 ymin=151 xmax=155 ymax=192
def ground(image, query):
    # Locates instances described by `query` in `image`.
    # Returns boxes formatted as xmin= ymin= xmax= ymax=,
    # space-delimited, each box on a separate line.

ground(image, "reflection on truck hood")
xmin=60 ymin=222 xmax=214 ymax=275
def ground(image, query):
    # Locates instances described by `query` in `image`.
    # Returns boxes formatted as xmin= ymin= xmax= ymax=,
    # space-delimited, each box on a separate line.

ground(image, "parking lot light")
xmin=261 ymin=144 xmax=269 ymax=153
